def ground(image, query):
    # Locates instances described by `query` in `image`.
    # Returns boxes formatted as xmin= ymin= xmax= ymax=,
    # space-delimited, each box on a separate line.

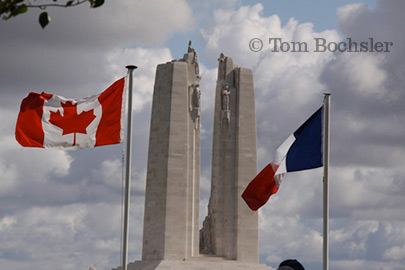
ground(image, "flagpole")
xmin=122 ymin=65 xmax=137 ymax=270
xmin=323 ymin=93 xmax=331 ymax=270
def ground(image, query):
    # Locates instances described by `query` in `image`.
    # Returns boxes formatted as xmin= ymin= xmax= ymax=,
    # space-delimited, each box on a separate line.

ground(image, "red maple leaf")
xmin=49 ymin=101 xmax=96 ymax=146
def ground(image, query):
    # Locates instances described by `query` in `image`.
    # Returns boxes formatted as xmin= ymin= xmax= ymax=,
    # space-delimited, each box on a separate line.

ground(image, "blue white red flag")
xmin=242 ymin=106 xmax=323 ymax=211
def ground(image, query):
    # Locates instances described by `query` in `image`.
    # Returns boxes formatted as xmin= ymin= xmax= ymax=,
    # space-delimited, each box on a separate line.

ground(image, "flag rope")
xmin=120 ymin=141 xmax=125 ymax=269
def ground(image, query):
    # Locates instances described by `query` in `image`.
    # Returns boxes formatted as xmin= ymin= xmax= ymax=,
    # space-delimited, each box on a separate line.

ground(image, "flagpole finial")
xmin=126 ymin=65 xmax=138 ymax=70
xmin=323 ymin=92 xmax=331 ymax=96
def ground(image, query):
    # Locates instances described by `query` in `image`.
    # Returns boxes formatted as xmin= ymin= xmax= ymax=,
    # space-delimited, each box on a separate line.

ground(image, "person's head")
xmin=277 ymin=259 xmax=305 ymax=270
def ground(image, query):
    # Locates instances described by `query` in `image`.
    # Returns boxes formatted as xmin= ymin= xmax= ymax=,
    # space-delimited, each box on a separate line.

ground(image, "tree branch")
xmin=0 ymin=0 xmax=104 ymax=28
xmin=25 ymin=0 xmax=88 ymax=9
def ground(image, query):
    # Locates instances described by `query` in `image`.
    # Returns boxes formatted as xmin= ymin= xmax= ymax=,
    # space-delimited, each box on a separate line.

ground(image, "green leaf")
xmin=16 ymin=4 xmax=27 ymax=14
xmin=0 ymin=4 xmax=5 ymax=16
xmin=8 ymin=4 xmax=27 ymax=18
xmin=39 ymin=11 xmax=50 ymax=29
xmin=91 ymin=0 xmax=104 ymax=8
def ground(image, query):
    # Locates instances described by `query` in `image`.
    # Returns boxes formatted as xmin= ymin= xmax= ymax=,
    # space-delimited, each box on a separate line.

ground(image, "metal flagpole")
xmin=323 ymin=93 xmax=331 ymax=270
xmin=122 ymin=65 xmax=137 ymax=270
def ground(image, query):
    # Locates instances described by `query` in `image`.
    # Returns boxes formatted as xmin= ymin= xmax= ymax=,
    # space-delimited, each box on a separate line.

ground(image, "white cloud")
xmin=0 ymin=216 xmax=17 ymax=231
xmin=384 ymin=245 xmax=405 ymax=260
xmin=259 ymin=213 xmax=323 ymax=265
xmin=91 ymin=158 xmax=147 ymax=194
xmin=0 ymin=109 xmax=73 ymax=198
xmin=0 ymin=1 xmax=191 ymax=110
xmin=201 ymin=4 xmax=286 ymax=67
xmin=200 ymin=4 xmax=339 ymax=165
xmin=337 ymin=3 xmax=369 ymax=34
xmin=105 ymin=47 xmax=173 ymax=111
xmin=329 ymin=53 xmax=387 ymax=96
xmin=0 ymin=160 xmax=18 ymax=197
xmin=199 ymin=64 xmax=218 ymax=114
xmin=92 ymin=159 xmax=123 ymax=190
xmin=0 ymin=0 xmax=194 ymax=48
xmin=0 ymin=203 xmax=125 ymax=270
xmin=101 ymin=0 xmax=194 ymax=46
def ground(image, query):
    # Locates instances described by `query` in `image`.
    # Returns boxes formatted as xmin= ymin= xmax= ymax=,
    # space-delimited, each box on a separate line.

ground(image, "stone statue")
xmin=188 ymin=40 xmax=200 ymax=76
xmin=188 ymin=40 xmax=195 ymax=53
xmin=218 ymin=52 xmax=225 ymax=62
xmin=188 ymin=83 xmax=201 ymax=128
xmin=221 ymin=84 xmax=230 ymax=111
xmin=221 ymin=84 xmax=231 ymax=126
xmin=217 ymin=53 xmax=227 ymax=80
xmin=193 ymin=84 xmax=201 ymax=113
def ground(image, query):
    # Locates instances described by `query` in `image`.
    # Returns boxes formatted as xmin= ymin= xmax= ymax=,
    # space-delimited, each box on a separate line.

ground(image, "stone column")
xmin=141 ymin=42 xmax=201 ymax=261
xmin=200 ymin=53 xmax=259 ymax=262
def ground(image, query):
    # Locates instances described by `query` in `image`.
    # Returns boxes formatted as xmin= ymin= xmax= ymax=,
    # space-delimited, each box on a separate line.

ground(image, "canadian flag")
xmin=15 ymin=77 xmax=127 ymax=150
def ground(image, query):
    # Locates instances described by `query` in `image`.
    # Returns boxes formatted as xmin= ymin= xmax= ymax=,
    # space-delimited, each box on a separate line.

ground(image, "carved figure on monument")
xmin=218 ymin=53 xmax=226 ymax=80
xmin=194 ymin=54 xmax=200 ymax=75
xmin=218 ymin=52 xmax=225 ymax=62
xmin=189 ymin=83 xmax=201 ymax=112
xmin=188 ymin=40 xmax=200 ymax=76
xmin=188 ymin=40 xmax=196 ymax=53
xmin=193 ymin=84 xmax=201 ymax=111
xmin=189 ymin=83 xmax=201 ymax=128
xmin=221 ymin=84 xmax=231 ymax=125
xmin=221 ymin=84 xmax=230 ymax=111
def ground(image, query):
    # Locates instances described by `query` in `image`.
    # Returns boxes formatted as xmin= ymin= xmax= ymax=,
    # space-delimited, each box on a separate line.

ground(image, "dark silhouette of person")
xmin=277 ymin=259 xmax=305 ymax=270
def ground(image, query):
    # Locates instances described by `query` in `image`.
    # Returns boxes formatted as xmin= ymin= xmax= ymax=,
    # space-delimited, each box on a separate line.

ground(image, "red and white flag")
xmin=15 ymin=77 xmax=127 ymax=150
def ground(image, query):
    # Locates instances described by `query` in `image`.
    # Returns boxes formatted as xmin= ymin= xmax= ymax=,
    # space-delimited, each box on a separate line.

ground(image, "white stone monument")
xmin=113 ymin=46 xmax=270 ymax=270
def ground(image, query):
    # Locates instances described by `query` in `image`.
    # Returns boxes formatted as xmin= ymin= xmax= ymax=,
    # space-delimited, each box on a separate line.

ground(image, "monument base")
xmin=112 ymin=256 xmax=272 ymax=270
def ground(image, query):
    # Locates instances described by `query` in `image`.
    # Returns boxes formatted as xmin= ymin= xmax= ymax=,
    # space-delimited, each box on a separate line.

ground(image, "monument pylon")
xmin=200 ymin=53 xmax=260 ymax=262
xmin=141 ymin=41 xmax=201 ymax=261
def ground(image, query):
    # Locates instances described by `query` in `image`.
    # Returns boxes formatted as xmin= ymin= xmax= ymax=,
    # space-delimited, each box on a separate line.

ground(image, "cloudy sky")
xmin=1 ymin=0 xmax=404 ymax=270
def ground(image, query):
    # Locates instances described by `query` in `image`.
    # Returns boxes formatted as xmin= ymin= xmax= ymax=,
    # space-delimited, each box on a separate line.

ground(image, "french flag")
xmin=242 ymin=106 xmax=323 ymax=211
